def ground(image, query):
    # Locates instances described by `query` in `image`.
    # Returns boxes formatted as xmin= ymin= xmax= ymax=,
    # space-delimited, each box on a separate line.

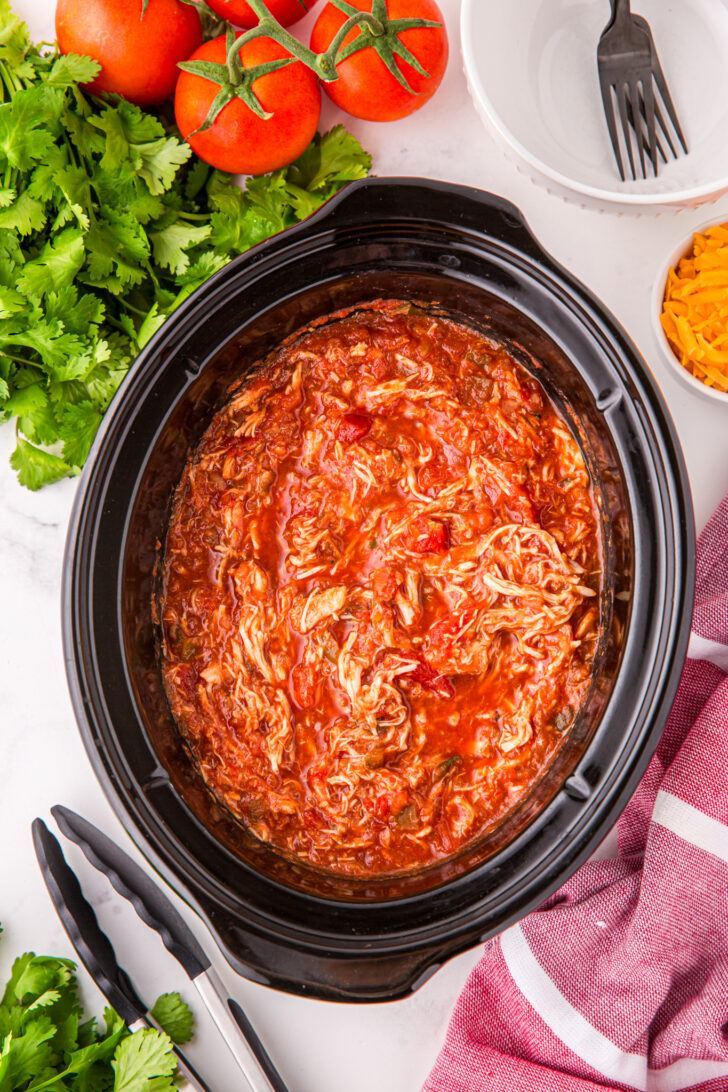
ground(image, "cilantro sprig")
xmin=150 ymin=992 xmax=194 ymax=1045
xmin=0 ymin=927 xmax=195 ymax=1090
xmin=0 ymin=2 xmax=371 ymax=489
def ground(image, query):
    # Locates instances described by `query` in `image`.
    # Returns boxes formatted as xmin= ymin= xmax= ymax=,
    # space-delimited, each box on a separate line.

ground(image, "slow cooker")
xmin=63 ymin=178 xmax=694 ymax=1002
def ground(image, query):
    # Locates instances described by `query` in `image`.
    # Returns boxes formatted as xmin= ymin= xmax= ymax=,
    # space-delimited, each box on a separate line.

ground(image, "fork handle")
xmin=609 ymin=0 xmax=632 ymax=23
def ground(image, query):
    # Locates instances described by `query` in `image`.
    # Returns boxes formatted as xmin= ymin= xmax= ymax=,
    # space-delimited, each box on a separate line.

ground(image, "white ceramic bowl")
xmin=461 ymin=0 xmax=728 ymax=209
xmin=651 ymin=217 xmax=728 ymax=404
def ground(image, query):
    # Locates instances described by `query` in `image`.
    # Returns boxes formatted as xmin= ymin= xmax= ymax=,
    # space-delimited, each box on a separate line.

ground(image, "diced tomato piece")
xmin=372 ymin=567 xmax=398 ymax=601
xmin=408 ymin=516 xmax=450 ymax=553
xmin=291 ymin=662 xmax=317 ymax=708
xmin=404 ymin=657 xmax=455 ymax=699
xmin=418 ymin=459 xmax=450 ymax=493
xmin=374 ymin=794 xmax=391 ymax=822
xmin=337 ymin=412 xmax=372 ymax=444
xmin=389 ymin=790 xmax=409 ymax=815
xmin=426 ymin=609 xmax=477 ymax=657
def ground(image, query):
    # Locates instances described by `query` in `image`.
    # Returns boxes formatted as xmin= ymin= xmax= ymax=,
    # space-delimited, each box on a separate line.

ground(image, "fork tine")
xmin=652 ymin=94 xmax=678 ymax=159
xmin=599 ymin=78 xmax=625 ymax=181
xmin=652 ymin=61 xmax=688 ymax=154
xmin=615 ymin=82 xmax=637 ymax=181
xmin=628 ymin=81 xmax=647 ymax=179
xmin=640 ymin=78 xmax=659 ymax=177
xmin=627 ymin=97 xmax=667 ymax=167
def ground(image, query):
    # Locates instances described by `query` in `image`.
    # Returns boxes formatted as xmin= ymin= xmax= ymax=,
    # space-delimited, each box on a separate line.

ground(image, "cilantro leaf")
xmin=0 ymin=1 xmax=31 ymax=72
xmin=184 ymin=157 xmax=212 ymax=200
xmin=44 ymin=285 xmax=105 ymax=333
xmin=84 ymin=356 xmax=129 ymax=409
xmin=150 ymin=993 xmax=194 ymax=1045
xmin=9 ymin=436 xmax=74 ymax=489
xmin=17 ymin=227 xmax=85 ymax=295
xmin=289 ymin=125 xmax=372 ymax=194
xmin=57 ymin=399 xmax=102 ymax=466
xmin=3 ymin=1014 xmax=56 ymax=1085
xmin=0 ymin=87 xmax=54 ymax=171
xmin=0 ymin=190 xmax=45 ymax=234
xmin=149 ymin=221 xmax=211 ymax=275
xmin=85 ymin=210 xmax=149 ymax=285
xmin=92 ymin=98 xmax=167 ymax=155
xmin=244 ymin=172 xmax=293 ymax=234
xmin=0 ymin=285 xmax=26 ymax=314
xmin=112 ymin=1027 xmax=177 ymax=1092
xmin=209 ymin=206 xmax=275 ymax=255
xmin=90 ymin=102 xmax=191 ymax=195
xmin=136 ymin=137 xmax=192 ymax=196
xmin=0 ymin=316 xmax=86 ymax=369
xmin=4 ymin=383 xmax=59 ymax=446
xmin=46 ymin=53 xmax=100 ymax=88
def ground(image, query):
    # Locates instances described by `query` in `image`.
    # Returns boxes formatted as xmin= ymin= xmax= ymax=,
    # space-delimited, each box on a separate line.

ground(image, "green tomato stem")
xmin=225 ymin=15 xmax=321 ymax=79
xmin=224 ymin=0 xmax=385 ymax=84
xmin=316 ymin=12 xmax=385 ymax=79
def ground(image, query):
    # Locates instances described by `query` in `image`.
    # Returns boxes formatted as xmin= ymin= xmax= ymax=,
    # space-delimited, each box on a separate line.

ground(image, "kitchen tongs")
xmin=32 ymin=818 xmax=213 ymax=1092
xmin=42 ymin=805 xmax=290 ymax=1092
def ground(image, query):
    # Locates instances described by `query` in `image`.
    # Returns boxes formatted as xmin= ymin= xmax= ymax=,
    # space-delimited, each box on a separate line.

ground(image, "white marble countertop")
xmin=2 ymin=2 xmax=728 ymax=1089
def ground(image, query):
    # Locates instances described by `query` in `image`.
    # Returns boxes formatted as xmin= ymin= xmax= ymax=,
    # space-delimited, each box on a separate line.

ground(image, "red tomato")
xmin=55 ymin=0 xmax=202 ymax=106
xmin=206 ymin=0 xmax=320 ymax=28
xmin=174 ymin=35 xmax=321 ymax=175
xmin=310 ymin=0 xmax=448 ymax=121
xmin=407 ymin=515 xmax=450 ymax=553
xmin=337 ymin=412 xmax=372 ymax=444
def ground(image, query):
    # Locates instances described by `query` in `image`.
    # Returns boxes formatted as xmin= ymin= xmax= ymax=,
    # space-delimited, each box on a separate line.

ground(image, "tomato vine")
xmin=176 ymin=0 xmax=442 ymax=131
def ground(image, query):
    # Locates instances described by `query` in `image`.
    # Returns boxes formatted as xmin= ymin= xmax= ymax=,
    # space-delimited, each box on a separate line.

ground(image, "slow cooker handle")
xmin=308 ymin=177 xmax=554 ymax=269
xmin=198 ymin=895 xmax=461 ymax=1002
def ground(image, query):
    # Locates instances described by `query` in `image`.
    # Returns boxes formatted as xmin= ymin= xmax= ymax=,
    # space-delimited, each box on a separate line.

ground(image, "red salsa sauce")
xmin=160 ymin=302 xmax=601 ymax=876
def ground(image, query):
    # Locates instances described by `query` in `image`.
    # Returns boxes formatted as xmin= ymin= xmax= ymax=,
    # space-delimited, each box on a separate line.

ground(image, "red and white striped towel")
xmin=424 ymin=495 xmax=728 ymax=1092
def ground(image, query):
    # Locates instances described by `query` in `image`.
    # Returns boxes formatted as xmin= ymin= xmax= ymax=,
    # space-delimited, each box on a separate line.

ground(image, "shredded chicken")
xmin=160 ymin=302 xmax=602 ymax=876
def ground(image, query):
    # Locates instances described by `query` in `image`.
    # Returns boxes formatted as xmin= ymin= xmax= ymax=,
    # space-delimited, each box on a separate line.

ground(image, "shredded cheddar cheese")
xmin=660 ymin=222 xmax=728 ymax=393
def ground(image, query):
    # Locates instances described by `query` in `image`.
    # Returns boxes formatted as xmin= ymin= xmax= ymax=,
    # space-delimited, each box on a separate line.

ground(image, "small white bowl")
xmin=651 ymin=217 xmax=728 ymax=405
xmin=461 ymin=0 xmax=728 ymax=209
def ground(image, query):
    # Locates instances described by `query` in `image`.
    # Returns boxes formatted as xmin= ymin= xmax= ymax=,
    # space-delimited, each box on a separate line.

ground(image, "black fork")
xmin=597 ymin=0 xmax=687 ymax=181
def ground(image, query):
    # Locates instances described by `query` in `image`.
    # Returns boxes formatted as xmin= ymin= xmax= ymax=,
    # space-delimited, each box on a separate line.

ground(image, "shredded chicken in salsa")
xmin=160 ymin=302 xmax=602 ymax=876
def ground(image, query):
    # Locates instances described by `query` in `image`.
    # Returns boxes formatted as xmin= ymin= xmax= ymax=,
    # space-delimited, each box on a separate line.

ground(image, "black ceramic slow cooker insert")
xmin=63 ymin=178 xmax=694 ymax=1003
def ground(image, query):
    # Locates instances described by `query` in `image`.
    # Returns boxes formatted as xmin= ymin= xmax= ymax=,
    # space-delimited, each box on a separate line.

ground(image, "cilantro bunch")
xmin=0 ymin=2 xmax=371 ymax=490
xmin=0 ymin=934 xmax=194 ymax=1090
